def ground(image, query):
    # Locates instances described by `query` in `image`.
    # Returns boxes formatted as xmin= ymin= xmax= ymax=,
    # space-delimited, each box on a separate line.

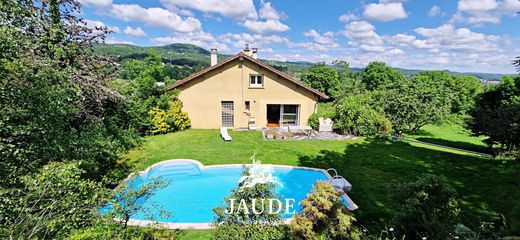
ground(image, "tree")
xmin=289 ymin=182 xmax=361 ymax=240
xmin=302 ymin=64 xmax=342 ymax=98
xmin=105 ymin=175 xmax=171 ymax=239
xmin=514 ymin=56 xmax=520 ymax=73
xmin=333 ymin=60 xmax=365 ymax=96
xmin=212 ymin=167 xmax=286 ymax=240
xmin=467 ymin=76 xmax=520 ymax=153
xmin=114 ymin=52 xmax=191 ymax=135
xmin=380 ymin=73 xmax=452 ymax=134
xmin=391 ymin=174 xmax=461 ymax=240
xmin=451 ymin=76 xmax=483 ymax=114
xmin=335 ymin=93 xmax=392 ymax=136
xmin=361 ymin=62 xmax=405 ymax=91
xmin=0 ymin=0 xmax=139 ymax=187
xmin=2 ymin=162 xmax=108 ymax=239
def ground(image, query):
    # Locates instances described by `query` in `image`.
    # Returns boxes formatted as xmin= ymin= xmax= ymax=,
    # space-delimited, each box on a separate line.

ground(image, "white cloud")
xmin=219 ymin=32 xmax=289 ymax=49
xmin=79 ymin=0 xmax=112 ymax=8
xmin=428 ymin=5 xmax=441 ymax=17
xmin=338 ymin=13 xmax=359 ymax=22
xmin=242 ymin=1 xmax=290 ymax=35
xmin=159 ymin=0 xmax=258 ymax=19
xmin=363 ymin=2 xmax=408 ymax=22
xmin=110 ymin=4 xmax=201 ymax=33
xmin=414 ymin=24 xmax=501 ymax=52
xmin=243 ymin=19 xmax=290 ymax=35
xmin=342 ymin=21 xmax=385 ymax=52
xmin=84 ymin=19 xmax=120 ymax=34
xmin=153 ymin=31 xmax=229 ymax=51
xmin=452 ymin=0 xmax=520 ymax=26
xmin=123 ymin=26 xmax=147 ymax=37
xmin=259 ymin=0 xmax=286 ymax=20
xmin=458 ymin=0 xmax=498 ymax=12
xmin=303 ymin=29 xmax=337 ymax=45
xmin=105 ymin=38 xmax=134 ymax=45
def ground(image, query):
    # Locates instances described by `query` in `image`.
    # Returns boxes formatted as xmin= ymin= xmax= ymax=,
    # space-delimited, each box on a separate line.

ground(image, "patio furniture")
xmin=326 ymin=168 xmax=352 ymax=193
xmin=319 ymin=118 xmax=333 ymax=132
xmin=220 ymin=127 xmax=232 ymax=142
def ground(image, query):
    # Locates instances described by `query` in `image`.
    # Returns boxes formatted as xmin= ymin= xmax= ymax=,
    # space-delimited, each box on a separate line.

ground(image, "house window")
xmin=221 ymin=101 xmax=234 ymax=128
xmin=249 ymin=75 xmax=263 ymax=87
xmin=245 ymin=101 xmax=250 ymax=111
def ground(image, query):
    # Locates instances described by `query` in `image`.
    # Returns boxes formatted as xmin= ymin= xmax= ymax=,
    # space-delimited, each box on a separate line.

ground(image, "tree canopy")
xmin=361 ymin=61 xmax=405 ymax=91
xmin=302 ymin=64 xmax=341 ymax=98
xmin=379 ymin=72 xmax=452 ymax=134
xmin=467 ymin=76 xmax=520 ymax=152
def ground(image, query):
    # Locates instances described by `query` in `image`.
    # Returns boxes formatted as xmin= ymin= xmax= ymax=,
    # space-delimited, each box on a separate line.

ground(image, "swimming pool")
xmin=101 ymin=159 xmax=357 ymax=228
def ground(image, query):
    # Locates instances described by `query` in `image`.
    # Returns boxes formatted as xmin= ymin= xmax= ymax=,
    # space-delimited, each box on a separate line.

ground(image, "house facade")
xmin=165 ymin=47 xmax=329 ymax=129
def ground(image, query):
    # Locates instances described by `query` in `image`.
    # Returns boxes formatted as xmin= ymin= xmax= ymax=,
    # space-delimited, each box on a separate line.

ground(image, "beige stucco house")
xmin=165 ymin=47 xmax=329 ymax=129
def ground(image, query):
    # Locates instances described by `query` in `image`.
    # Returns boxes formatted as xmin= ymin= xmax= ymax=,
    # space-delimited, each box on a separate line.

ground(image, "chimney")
xmin=210 ymin=48 xmax=218 ymax=66
xmin=243 ymin=44 xmax=251 ymax=56
xmin=251 ymin=48 xmax=258 ymax=59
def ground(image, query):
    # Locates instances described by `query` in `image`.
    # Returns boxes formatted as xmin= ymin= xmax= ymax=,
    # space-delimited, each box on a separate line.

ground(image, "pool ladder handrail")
xmin=326 ymin=168 xmax=346 ymax=180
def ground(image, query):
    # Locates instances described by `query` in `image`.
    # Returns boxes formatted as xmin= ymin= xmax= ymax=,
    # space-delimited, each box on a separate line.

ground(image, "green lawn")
xmin=122 ymin=130 xmax=520 ymax=237
xmin=405 ymin=123 xmax=490 ymax=154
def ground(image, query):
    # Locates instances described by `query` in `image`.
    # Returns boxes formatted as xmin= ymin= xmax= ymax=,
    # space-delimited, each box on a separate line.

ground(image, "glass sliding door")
xmin=281 ymin=104 xmax=299 ymax=126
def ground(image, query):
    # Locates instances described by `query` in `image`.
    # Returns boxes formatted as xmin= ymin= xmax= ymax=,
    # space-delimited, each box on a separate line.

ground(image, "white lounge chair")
xmin=326 ymin=168 xmax=352 ymax=193
xmin=220 ymin=127 xmax=232 ymax=142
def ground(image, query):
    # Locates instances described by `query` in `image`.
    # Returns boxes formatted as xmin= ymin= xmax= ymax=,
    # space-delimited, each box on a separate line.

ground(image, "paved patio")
xmin=263 ymin=128 xmax=358 ymax=141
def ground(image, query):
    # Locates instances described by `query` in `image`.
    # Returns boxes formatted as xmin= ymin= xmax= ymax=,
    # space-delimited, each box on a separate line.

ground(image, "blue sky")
xmin=80 ymin=0 xmax=520 ymax=73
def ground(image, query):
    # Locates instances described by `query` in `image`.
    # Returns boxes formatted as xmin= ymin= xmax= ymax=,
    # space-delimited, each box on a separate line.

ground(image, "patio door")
xmin=266 ymin=104 xmax=299 ymax=127
xmin=221 ymin=101 xmax=234 ymax=128
xmin=281 ymin=105 xmax=299 ymax=126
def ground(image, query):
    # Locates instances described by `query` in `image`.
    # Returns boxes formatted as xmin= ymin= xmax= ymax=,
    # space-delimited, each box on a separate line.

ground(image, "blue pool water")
xmin=101 ymin=161 xmax=345 ymax=223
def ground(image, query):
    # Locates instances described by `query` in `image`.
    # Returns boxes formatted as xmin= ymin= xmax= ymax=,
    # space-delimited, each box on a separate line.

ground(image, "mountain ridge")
xmin=93 ymin=43 xmax=508 ymax=81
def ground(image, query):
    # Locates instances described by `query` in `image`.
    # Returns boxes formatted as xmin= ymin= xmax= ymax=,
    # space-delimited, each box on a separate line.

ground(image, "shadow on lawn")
xmin=298 ymin=139 xmax=520 ymax=234
xmin=415 ymin=137 xmax=491 ymax=154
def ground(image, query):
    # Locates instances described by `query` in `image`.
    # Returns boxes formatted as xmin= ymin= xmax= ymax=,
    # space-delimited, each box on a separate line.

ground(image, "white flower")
xmin=389 ymin=228 xmax=394 ymax=232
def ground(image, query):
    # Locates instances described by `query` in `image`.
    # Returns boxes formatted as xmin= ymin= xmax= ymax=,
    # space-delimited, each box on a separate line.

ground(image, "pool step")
xmin=156 ymin=163 xmax=201 ymax=176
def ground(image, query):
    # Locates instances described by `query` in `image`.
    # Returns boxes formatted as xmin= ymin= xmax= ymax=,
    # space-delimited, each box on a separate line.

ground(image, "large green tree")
xmin=451 ymin=76 xmax=483 ymax=114
xmin=0 ymin=0 xmax=138 ymax=186
xmin=333 ymin=60 xmax=364 ymax=96
xmin=302 ymin=64 xmax=341 ymax=98
xmin=380 ymin=72 xmax=452 ymax=134
xmin=361 ymin=61 xmax=405 ymax=90
xmin=467 ymin=76 xmax=520 ymax=152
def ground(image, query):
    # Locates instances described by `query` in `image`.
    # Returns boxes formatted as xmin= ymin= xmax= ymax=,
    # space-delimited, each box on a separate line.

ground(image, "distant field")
xmin=122 ymin=130 xmax=519 ymax=237
xmin=405 ymin=123 xmax=490 ymax=154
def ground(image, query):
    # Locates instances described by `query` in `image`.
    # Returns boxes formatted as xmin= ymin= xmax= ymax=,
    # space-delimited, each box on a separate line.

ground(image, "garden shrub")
xmin=391 ymin=174 xmax=461 ymax=240
xmin=335 ymin=93 xmax=392 ymax=136
xmin=289 ymin=182 xmax=361 ymax=240
xmin=149 ymin=99 xmax=190 ymax=134
xmin=212 ymin=167 xmax=286 ymax=240
xmin=1 ymin=162 xmax=108 ymax=239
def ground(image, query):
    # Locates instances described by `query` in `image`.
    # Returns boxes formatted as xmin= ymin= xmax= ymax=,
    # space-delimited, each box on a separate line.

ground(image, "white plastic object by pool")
xmin=220 ymin=127 xmax=232 ymax=141
xmin=327 ymin=168 xmax=352 ymax=193
xmin=109 ymin=159 xmax=358 ymax=230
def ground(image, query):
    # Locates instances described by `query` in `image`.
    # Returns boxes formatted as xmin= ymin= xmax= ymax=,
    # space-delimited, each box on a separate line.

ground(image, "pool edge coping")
xmin=121 ymin=159 xmax=359 ymax=230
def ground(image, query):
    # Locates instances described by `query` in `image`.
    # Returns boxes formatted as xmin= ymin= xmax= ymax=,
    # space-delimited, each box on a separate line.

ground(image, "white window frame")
xmin=249 ymin=74 xmax=263 ymax=88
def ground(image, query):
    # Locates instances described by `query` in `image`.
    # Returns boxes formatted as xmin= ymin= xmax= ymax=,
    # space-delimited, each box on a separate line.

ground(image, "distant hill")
xmin=93 ymin=43 xmax=507 ymax=81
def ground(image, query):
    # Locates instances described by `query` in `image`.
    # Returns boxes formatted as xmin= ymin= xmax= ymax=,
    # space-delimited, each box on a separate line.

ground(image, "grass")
xmin=405 ymin=123 xmax=490 ymax=154
xmin=122 ymin=129 xmax=520 ymax=237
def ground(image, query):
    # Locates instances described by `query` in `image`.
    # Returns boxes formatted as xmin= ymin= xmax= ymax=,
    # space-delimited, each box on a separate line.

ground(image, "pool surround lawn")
xmin=122 ymin=129 xmax=520 ymax=236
